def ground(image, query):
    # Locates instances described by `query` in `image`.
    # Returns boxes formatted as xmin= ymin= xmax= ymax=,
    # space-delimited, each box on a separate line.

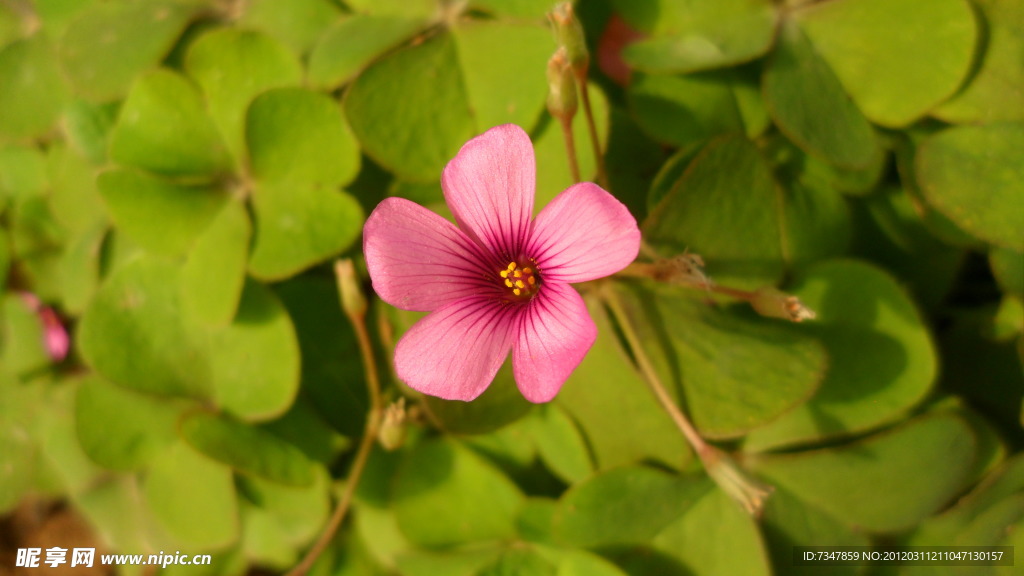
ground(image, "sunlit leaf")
xmin=144 ymin=440 xmax=239 ymax=550
xmin=58 ymin=0 xmax=197 ymax=101
xmin=934 ymin=0 xmax=1024 ymax=123
xmin=643 ymin=134 xmax=784 ymax=287
xmin=529 ymin=404 xmax=594 ymax=484
xmin=79 ymin=257 xmax=214 ymax=398
xmin=453 ymin=20 xmax=552 ymax=131
xmin=46 ymin=142 xmax=106 ymax=235
xmin=185 ymin=28 xmax=302 ymax=164
xmin=97 ymin=168 xmax=227 ymax=258
xmin=237 ymin=0 xmax=341 ymax=55
xmin=628 ymin=71 xmax=745 ymax=149
xmin=207 ymin=279 xmax=301 ymax=421
xmin=653 ymin=481 xmax=772 ymax=576
xmin=556 ymin=296 xmax=691 ymax=471
xmin=248 ymin=181 xmax=364 ymax=281
xmin=246 ymin=87 xmax=360 ymax=187
xmin=309 ymin=15 xmax=427 ymax=90
xmin=796 ymin=0 xmax=977 ymax=127
xmin=180 ymin=198 xmax=251 ymax=326
xmin=0 ymin=36 xmax=68 ymax=139
xmin=0 ymin=293 xmax=51 ymax=378
xmin=745 ymin=260 xmax=937 ymax=450
xmin=763 ymin=21 xmax=878 ymax=169
xmin=344 ymin=32 xmax=474 ymax=182
xmin=916 ymin=122 xmax=1024 ymax=251
xmin=554 ymin=466 xmax=707 ymax=548
xmin=623 ymin=0 xmax=777 ymax=74
xmin=75 ymin=375 xmax=185 ymax=470
xmin=760 ymin=486 xmax=869 ymax=576
xmin=180 ymin=411 xmax=315 ymax=487
xmin=109 ymin=69 xmax=231 ymax=178
xmin=394 ymin=438 xmax=524 ymax=547
xmin=617 ymin=283 xmax=825 ymax=439
xmin=751 ymin=412 xmax=977 ymax=532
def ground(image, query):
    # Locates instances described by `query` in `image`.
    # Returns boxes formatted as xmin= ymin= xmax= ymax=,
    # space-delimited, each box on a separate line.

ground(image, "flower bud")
xmin=546 ymin=47 xmax=578 ymax=121
xmin=751 ymin=287 xmax=816 ymax=323
xmin=378 ymin=398 xmax=408 ymax=451
xmin=549 ymin=2 xmax=589 ymax=77
xmin=20 ymin=292 xmax=69 ymax=362
xmin=335 ymin=259 xmax=367 ymax=319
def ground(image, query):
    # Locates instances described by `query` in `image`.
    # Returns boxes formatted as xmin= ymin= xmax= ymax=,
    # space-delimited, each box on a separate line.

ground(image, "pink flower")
xmin=20 ymin=292 xmax=69 ymax=362
xmin=364 ymin=124 xmax=640 ymax=403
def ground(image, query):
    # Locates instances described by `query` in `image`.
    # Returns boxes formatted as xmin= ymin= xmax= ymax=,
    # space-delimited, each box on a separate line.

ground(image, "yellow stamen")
xmin=499 ymin=260 xmax=539 ymax=300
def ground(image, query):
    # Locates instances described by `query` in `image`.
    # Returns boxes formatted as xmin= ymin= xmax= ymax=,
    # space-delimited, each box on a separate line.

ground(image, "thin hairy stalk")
xmin=601 ymin=284 xmax=709 ymax=452
xmin=560 ymin=116 xmax=582 ymax=183
xmin=601 ymin=283 xmax=773 ymax=516
xmin=577 ymin=79 xmax=608 ymax=189
xmin=617 ymin=262 xmax=754 ymax=300
xmin=286 ymin=263 xmax=383 ymax=576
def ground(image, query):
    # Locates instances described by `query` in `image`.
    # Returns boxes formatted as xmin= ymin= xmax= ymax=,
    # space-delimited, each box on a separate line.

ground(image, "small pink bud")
xmin=19 ymin=292 xmax=68 ymax=362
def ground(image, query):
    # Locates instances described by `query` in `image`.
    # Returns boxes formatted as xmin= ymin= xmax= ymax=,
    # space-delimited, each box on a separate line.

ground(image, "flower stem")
xmin=617 ymin=261 xmax=816 ymax=323
xmin=577 ymin=77 xmax=608 ymax=189
xmin=286 ymin=262 xmax=383 ymax=576
xmin=600 ymin=283 xmax=773 ymax=516
xmin=617 ymin=262 xmax=756 ymax=300
xmin=601 ymin=285 xmax=708 ymax=451
xmin=559 ymin=116 xmax=582 ymax=184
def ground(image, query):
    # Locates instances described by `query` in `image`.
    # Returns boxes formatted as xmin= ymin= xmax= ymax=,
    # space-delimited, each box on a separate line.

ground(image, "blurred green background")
xmin=0 ymin=0 xmax=1021 ymax=575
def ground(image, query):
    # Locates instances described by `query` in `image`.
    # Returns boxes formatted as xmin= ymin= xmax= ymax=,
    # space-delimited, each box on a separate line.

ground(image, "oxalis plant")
xmin=0 ymin=1 xmax=1021 ymax=576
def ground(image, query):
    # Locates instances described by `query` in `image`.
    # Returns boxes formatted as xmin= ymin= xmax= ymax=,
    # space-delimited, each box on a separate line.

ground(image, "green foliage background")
xmin=0 ymin=0 xmax=1022 ymax=575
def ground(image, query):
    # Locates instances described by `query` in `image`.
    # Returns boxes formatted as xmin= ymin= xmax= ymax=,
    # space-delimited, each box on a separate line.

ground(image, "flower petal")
xmin=395 ymin=297 xmax=515 ymax=401
xmin=528 ymin=182 xmax=640 ymax=283
xmin=512 ymin=283 xmax=596 ymax=403
xmin=441 ymin=124 xmax=535 ymax=260
xmin=364 ymin=197 xmax=493 ymax=311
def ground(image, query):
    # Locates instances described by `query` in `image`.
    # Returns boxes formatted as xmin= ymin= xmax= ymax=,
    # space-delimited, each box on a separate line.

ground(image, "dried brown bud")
xmin=653 ymin=252 xmax=713 ymax=290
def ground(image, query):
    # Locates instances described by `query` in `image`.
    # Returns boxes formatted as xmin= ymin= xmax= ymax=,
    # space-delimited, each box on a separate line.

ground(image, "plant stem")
xmin=601 ymin=284 xmax=709 ymax=453
xmin=286 ymin=268 xmax=383 ymax=576
xmin=617 ymin=262 xmax=757 ymax=301
xmin=559 ymin=116 xmax=582 ymax=184
xmin=601 ymin=283 xmax=773 ymax=516
xmin=576 ymin=73 xmax=608 ymax=189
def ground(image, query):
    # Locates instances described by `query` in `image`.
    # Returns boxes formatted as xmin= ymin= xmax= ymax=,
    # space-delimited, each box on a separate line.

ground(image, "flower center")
xmin=499 ymin=260 xmax=540 ymax=301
